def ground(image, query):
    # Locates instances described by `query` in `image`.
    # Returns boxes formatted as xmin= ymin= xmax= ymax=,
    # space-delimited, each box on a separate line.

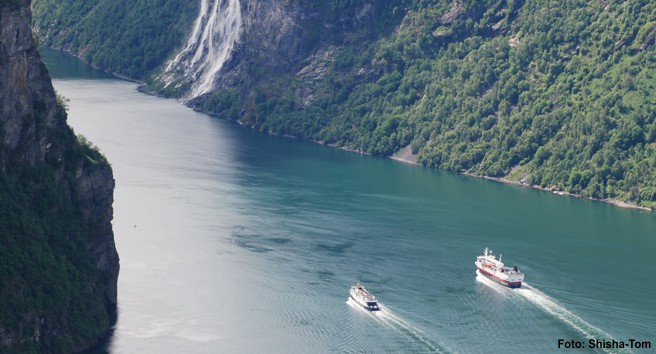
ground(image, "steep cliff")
xmin=0 ymin=0 xmax=118 ymax=352
xmin=155 ymin=0 xmax=403 ymax=100
xmin=189 ymin=0 xmax=656 ymax=208
xmin=32 ymin=0 xmax=197 ymax=79
xmin=31 ymin=0 xmax=656 ymax=207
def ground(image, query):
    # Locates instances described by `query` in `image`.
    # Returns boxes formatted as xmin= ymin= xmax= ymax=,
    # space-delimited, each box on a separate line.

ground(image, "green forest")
xmin=201 ymin=0 xmax=656 ymax=208
xmin=32 ymin=0 xmax=197 ymax=79
xmin=0 ymin=111 xmax=116 ymax=352
xmin=32 ymin=0 xmax=656 ymax=208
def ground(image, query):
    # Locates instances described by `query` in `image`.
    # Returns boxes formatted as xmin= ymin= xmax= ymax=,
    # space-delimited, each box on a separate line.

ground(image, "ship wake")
xmin=158 ymin=0 xmax=241 ymax=100
xmin=514 ymin=284 xmax=631 ymax=353
xmin=346 ymin=299 xmax=446 ymax=353
xmin=477 ymin=271 xmax=630 ymax=353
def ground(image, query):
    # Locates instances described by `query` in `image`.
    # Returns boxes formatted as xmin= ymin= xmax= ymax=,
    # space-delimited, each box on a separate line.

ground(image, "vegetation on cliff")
xmin=204 ymin=0 xmax=656 ymax=208
xmin=32 ymin=0 xmax=197 ymax=79
xmin=31 ymin=0 xmax=656 ymax=208
xmin=1 ymin=0 xmax=118 ymax=352
xmin=0 ymin=137 xmax=115 ymax=353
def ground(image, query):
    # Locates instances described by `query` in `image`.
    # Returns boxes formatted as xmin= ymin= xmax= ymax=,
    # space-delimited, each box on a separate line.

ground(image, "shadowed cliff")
xmin=0 ymin=0 xmax=118 ymax=352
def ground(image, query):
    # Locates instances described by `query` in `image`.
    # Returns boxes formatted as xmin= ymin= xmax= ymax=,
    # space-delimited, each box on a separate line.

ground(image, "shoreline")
xmin=43 ymin=47 xmax=145 ymax=84
xmin=211 ymin=109 xmax=655 ymax=213
xmin=47 ymin=44 xmax=650 ymax=214
xmin=177 ymin=98 xmax=656 ymax=213
xmin=382 ymin=144 xmax=652 ymax=213
xmin=462 ymin=172 xmax=653 ymax=212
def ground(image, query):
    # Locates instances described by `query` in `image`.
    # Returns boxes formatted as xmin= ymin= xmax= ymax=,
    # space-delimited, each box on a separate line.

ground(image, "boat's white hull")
xmin=349 ymin=287 xmax=380 ymax=311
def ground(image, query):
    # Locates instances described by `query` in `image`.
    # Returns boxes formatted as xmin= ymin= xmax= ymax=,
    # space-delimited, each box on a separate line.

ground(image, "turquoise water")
xmin=43 ymin=48 xmax=656 ymax=353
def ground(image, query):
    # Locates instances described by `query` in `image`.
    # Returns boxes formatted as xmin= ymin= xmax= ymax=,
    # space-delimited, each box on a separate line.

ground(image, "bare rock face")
xmin=0 ymin=0 xmax=118 ymax=352
xmin=229 ymin=0 xmax=382 ymax=74
xmin=0 ymin=0 xmax=60 ymax=161
xmin=187 ymin=1 xmax=390 ymax=106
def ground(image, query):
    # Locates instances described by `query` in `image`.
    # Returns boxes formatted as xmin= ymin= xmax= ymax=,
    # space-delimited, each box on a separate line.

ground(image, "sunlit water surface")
xmin=43 ymin=48 xmax=656 ymax=353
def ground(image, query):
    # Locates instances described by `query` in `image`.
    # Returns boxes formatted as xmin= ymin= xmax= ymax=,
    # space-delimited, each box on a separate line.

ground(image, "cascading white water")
xmin=160 ymin=0 xmax=241 ymax=100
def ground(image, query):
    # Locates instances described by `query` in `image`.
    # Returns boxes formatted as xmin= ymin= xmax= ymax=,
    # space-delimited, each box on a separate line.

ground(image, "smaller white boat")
xmin=349 ymin=282 xmax=380 ymax=311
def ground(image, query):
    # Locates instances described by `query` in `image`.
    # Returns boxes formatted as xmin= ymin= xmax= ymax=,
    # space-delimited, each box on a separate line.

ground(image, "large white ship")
xmin=349 ymin=282 xmax=380 ymax=311
xmin=475 ymin=247 xmax=524 ymax=288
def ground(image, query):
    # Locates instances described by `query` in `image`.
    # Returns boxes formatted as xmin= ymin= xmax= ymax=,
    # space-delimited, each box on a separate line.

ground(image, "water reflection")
xmin=42 ymin=48 xmax=656 ymax=353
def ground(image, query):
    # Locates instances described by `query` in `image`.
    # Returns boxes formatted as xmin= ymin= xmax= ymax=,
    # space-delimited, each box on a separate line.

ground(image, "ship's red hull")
xmin=477 ymin=267 xmax=522 ymax=288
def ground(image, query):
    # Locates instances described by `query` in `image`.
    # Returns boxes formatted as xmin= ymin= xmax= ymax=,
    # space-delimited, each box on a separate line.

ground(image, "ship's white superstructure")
xmin=349 ymin=282 xmax=380 ymax=311
xmin=475 ymin=247 xmax=524 ymax=288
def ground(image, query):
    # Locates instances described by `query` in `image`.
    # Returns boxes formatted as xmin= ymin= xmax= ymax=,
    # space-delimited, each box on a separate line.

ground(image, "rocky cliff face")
xmin=0 ymin=0 xmax=118 ymax=352
xmin=157 ymin=0 xmax=400 ymax=103
xmin=226 ymin=1 xmax=390 ymax=77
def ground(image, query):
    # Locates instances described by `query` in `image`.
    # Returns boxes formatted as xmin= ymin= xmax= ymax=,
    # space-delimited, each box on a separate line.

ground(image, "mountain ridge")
xmin=32 ymin=0 xmax=656 ymax=209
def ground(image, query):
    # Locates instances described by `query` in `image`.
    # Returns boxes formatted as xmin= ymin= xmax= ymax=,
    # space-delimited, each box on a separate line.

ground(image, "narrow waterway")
xmin=44 ymin=48 xmax=656 ymax=353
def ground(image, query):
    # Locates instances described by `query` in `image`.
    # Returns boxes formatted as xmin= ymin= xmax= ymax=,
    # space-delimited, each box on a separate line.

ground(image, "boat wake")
xmin=515 ymin=284 xmax=632 ymax=353
xmin=346 ymin=298 xmax=446 ymax=353
xmin=476 ymin=272 xmax=630 ymax=354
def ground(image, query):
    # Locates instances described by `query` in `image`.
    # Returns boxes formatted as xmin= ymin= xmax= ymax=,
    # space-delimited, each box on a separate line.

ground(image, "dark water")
xmin=42 ymin=48 xmax=656 ymax=353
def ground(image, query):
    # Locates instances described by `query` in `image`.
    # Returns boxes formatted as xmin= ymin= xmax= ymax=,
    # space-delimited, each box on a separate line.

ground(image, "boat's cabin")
xmin=367 ymin=302 xmax=380 ymax=311
xmin=499 ymin=265 xmax=522 ymax=275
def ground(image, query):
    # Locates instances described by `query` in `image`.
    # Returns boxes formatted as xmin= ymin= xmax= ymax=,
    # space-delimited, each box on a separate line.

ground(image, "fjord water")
xmin=43 ymin=49 xmax=655 ymax=353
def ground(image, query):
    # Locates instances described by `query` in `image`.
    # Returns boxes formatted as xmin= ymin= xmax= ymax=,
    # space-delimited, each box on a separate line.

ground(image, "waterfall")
xmin=160 ymin=0 xmax=241 ymax=100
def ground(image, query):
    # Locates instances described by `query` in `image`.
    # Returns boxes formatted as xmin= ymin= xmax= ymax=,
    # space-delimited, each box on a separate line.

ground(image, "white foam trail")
xmin=378 ymin=306 xmax=444 ymax=353
xmin=159 ymin=0 xmax=241 ymax=100
xmin=476 ymin=271 xmax=631 ymax=353
xmin=346 ymin=297 xmax=380 ymax=317
xmin=515 ymin=284 xmax=632 ymax=354
xmin=346 ymin=299 xmax=445 ymax=353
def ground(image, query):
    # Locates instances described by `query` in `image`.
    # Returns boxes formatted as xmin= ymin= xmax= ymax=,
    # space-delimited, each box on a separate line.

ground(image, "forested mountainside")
xmin=32 ymin=0 xmax=197 ymax=79
xmin=33 ymin=0 xmax=656 ymax=208
xmin=1 ymin=0 xmax=118 ymax=352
